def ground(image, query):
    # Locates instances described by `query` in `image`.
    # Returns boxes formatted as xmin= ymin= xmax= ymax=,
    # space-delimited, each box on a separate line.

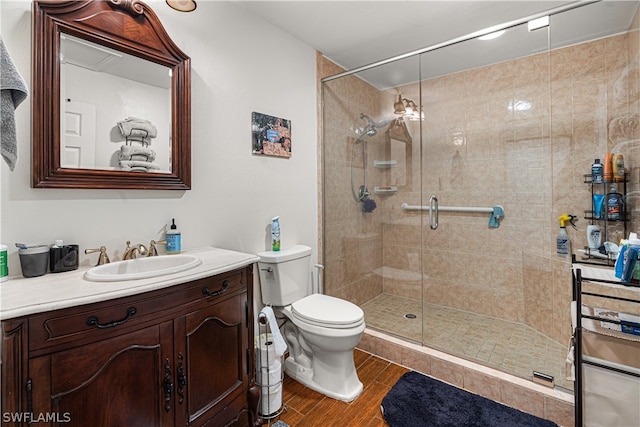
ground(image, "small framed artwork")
xmin=252 ymin=112 xmax=292 ymax=158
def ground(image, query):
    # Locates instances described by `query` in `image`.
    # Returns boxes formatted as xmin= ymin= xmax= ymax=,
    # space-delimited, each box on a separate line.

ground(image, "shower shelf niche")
xmin=375 ymin=186 xmax=397 ymax=194
xmin=374 ymin=160 xmax=397 ymax=168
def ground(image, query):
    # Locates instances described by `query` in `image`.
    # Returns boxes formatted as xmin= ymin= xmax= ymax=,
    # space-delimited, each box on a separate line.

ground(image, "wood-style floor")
xmin=267 ymin=349 xmax=409 ymax=427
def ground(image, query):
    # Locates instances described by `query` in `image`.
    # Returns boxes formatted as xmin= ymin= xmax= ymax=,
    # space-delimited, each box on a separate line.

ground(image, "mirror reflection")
xmin=386 ymin=117 xmax=412 ymax=189
xmin=60 ymin=33 xmax=172 ymax=173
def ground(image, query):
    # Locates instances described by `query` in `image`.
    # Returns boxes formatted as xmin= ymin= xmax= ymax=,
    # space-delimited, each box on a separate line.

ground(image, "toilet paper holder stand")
xmin=256 ymin=310 xmax=285 ymax=420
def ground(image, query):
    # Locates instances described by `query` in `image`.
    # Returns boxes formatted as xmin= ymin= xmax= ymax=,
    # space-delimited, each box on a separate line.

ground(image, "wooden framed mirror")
xmin=32 ymin=0 xmax=191 ymax=189
xmin=385 ymin=117 xmax=412 ymax=191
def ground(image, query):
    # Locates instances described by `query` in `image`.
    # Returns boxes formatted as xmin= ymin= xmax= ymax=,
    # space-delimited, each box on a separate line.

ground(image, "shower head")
xmin=356 ymin=113 xmax=391 ymax=139
xmin=361 ymin=113 xmax=391 ymax=130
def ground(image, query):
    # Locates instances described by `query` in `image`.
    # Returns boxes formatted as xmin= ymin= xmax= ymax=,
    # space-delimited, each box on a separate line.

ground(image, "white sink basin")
xmin=84 ymin=255 xmax=202 ymax=282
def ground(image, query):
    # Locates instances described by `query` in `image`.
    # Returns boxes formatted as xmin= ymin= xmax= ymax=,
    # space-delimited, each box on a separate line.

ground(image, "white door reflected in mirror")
xmin=62 ymin=100 xmax=96 ymax=169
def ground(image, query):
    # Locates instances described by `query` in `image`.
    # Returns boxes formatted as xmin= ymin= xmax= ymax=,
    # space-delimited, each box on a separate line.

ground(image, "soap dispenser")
xmin=166 ymin=218 xmax=181 ymax=254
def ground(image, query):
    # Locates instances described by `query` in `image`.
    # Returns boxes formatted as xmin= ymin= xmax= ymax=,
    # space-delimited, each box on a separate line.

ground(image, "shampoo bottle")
xmin=615 ymin=240 xmax=628 ymax=278
xmin=271 ymin=216 xmax=280 ymax=252
xmin=612 ymin=154 xmax=625 ymax=182
xmin=604 ymin=152 xmax=614 ymax=181
xmin=586 ymin=225 xmax=601 ymax=250
xmin=606 ymin=184 xmax=623 ymax=220
xmin=591 ymin=159 xmax=603 ymax=183
xmin=166 ymin=218 xmax=181 ymax=254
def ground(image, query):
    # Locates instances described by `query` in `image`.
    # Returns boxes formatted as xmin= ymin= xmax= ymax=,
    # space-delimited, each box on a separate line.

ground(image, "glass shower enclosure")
xmin=321 ymin=1 xmax=640 ymax=392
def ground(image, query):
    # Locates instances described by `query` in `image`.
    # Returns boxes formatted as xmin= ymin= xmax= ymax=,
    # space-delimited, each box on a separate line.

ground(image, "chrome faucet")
xmin=85 ymin=246 xmax=110 ymax=266
xmin=123 ymin=240 xmax=148 ymax=260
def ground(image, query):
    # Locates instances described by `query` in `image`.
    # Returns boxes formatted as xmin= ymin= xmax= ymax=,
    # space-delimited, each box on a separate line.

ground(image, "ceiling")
xmin=236 ymin=1 xmax=639 ymax=88
xmin=61 ymin=34 xmax=171 ymax=89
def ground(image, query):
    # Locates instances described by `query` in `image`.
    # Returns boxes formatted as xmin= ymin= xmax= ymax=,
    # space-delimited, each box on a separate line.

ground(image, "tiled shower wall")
xmin=320 ymin=21 xmax=640 ymax=346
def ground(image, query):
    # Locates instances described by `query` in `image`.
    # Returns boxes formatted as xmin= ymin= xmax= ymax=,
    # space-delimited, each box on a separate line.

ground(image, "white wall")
xmin=0 ymin=1 xmax=318 ymax=281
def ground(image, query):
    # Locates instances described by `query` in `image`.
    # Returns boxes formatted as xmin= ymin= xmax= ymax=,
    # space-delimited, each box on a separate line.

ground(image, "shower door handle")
xmin=429 ymin=195 xmax=438 ymax=230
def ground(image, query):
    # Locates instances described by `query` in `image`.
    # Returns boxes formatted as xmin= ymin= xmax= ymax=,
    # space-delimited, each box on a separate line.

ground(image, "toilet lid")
xmin=291 ymin=294 xmax=364 ymax=328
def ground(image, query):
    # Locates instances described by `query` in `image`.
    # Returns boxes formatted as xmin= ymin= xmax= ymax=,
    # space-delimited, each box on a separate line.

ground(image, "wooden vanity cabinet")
xmin=1 ymin=266 xmax=260 ymax=427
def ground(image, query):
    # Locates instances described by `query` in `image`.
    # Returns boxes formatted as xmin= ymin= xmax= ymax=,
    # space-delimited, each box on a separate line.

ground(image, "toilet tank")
xmin=257 ymin=245 xmax=312 ymax=306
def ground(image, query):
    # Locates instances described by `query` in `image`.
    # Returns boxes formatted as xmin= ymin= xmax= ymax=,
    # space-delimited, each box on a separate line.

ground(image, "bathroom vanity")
xmin=1 ymin=247 xmax=261 ymax=427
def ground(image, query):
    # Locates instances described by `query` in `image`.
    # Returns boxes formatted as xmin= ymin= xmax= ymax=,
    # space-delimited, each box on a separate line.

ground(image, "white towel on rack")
xmin=260 ymin=306 xmax=287 ymax=357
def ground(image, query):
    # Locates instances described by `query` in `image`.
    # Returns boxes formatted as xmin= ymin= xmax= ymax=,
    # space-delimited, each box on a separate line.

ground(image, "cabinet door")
xmin=176 ymin=291 xmax=249 ymax=426
xmin=30 ymin=321 xmax=174 ymax=427
xmin=1 ymin=318 xmax=28 ymax=426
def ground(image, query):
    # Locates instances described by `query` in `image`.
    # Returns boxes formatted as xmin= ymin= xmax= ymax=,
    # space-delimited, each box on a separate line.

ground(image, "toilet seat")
xmin=291 ymin=294 xmax=364 ymax=329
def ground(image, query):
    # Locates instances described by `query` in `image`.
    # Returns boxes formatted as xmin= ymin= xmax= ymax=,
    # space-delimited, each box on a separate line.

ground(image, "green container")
xmin=0 ymin=244 xmax=7 ymax=282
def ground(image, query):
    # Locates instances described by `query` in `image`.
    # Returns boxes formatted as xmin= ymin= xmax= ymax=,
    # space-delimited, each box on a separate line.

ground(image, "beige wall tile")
xmin=463 ymin=368 xmax=502 ymax=402
xmin=500 ymin=380 xmax=546 ymax=419
xmin=430 ymin=357 xmax=465 ymax=388
xmin=545 ymin=396 xmax=575 ymax=427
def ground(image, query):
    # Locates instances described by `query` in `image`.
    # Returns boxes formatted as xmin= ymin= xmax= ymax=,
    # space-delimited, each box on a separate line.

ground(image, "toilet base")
xmin=284 ymin=355 xmax=363 ymax=402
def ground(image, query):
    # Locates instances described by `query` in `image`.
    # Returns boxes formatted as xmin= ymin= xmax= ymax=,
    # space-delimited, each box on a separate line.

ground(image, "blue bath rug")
xmin=381 ymin=371 xmax=558 ymax=427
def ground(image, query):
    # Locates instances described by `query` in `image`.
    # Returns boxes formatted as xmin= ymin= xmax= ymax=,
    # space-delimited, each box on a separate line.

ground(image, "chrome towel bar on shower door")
xmin=401 ymin=202 xmax=505 ymax=228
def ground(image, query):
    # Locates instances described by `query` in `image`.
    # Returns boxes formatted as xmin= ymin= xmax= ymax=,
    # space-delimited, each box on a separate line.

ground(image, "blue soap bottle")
xmin=166 ymin=218 xmax=181 ymax=254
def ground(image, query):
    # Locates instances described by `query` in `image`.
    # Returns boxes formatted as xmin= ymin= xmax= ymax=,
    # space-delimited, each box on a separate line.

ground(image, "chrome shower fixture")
xmin=350 ymin=112 xmax=390 ymax=205
xmin=355 ymin=113 xmax=391 ymax=139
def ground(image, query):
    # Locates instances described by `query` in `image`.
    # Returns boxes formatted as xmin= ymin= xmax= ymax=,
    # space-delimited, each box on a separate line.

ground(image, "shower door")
xmin=321 ymin=54 xmax=424 ymax=342
xmin=416 ymin=20 xmax=573 ymax=388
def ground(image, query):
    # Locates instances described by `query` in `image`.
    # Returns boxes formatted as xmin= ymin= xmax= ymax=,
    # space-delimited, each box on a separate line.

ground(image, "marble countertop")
xmin=0 ymin=247 xmax=259 ymax=321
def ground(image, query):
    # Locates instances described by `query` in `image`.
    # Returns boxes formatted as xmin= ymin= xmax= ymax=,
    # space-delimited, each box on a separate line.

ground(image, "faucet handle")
xmin=123 ymin=240 xmax=135 ymax=260
xmin=85 ymin=246 xmax=110 ymax=266
xmin=148 ymin=240 xmax=166 ymax=257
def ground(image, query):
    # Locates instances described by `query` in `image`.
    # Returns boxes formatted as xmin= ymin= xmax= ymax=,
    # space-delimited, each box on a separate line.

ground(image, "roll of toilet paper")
xmin=259 ymin=382 xmax=283 ymax=417
xmin=257 ymin=359 xmax=282 ymax=385
xmin=259 ymin=306 xmax=287 ymax=356
xmin=256 ymin=333 xmax=280 ymax=370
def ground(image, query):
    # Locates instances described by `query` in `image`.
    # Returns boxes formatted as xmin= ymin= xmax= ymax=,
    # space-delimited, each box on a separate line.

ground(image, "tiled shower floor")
xmin=361 ymin=293 xmax=572 ymax=390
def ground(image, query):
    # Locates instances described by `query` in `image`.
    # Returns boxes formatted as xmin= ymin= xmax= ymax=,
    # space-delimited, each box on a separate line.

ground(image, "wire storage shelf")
xmin=572 ymin=263 xmax=640 ymax=426
xmin=581 ymin=173 xmax=629 ymax=266
xmin=256 ymin=311 xmax=285 ymax=420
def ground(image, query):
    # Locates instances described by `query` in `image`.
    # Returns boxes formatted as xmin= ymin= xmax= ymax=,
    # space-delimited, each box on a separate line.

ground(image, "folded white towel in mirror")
xmin=119 ymin=160 xmax=160 ymax=171
xmin=117 ymin=117 xmax=157 ymax=139
xmin=119 ymin=145 xmax=156 ymax=162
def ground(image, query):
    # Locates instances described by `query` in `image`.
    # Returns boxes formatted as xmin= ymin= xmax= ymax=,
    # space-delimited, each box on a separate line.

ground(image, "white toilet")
xmin=257 ymin=245 xmax=365 ymax=402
